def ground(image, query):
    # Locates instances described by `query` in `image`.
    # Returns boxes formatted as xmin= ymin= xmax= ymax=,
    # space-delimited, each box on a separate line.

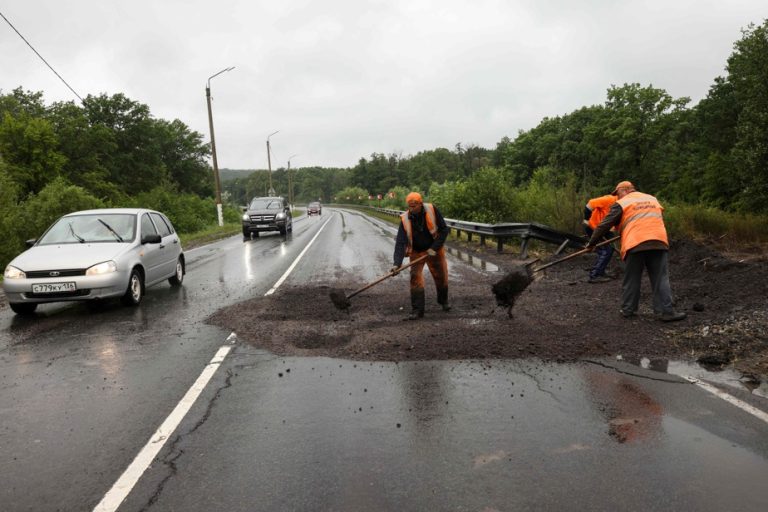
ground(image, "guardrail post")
xmin=467 ymin=231 xmax=472 ymax=243
xmin=520 ymin=236 xmax=530 ymax=259
xmin=480 ymin=235 xmax=486 ymax=246
xmin=497 ymin=237 xmax=504 ymax=253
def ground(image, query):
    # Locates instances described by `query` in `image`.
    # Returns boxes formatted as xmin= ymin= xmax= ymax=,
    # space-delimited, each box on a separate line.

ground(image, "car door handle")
xmin=159 ymin=244 xmax=166 ymax=249
xmin=173 ymin=239 xmax=178 ymax=244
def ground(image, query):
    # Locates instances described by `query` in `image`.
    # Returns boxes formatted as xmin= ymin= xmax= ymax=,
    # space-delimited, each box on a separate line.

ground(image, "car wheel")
xmin=279 ymin=227 xmax=287 ymax=236
xmin=121 ymin=268 xmax=144 ymax=306
xmin=169 ymin=257 xmax=184 ymax=286
xmin=10 ymin=302 xmax=37 ymax=315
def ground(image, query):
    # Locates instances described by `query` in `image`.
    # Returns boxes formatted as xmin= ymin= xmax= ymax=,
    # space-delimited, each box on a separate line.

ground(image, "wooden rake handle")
xmin=347 ymin=254 xmax=429 ymax=300
xmin=531 ymin=235 xmax=620 ymax=273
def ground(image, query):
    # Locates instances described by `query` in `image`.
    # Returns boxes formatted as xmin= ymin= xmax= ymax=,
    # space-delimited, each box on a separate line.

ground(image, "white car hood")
xmin=11 ymin=243 xmax=129 ymax=271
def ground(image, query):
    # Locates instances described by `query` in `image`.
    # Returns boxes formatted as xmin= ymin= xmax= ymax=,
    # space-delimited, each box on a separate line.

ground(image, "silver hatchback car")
xmin=2 ymin=208 xmax=185 ymax=315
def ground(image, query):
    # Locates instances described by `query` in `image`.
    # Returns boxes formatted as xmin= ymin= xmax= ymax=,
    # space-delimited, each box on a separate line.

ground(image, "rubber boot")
xmin=409 ymin=288 xmax=425 ymax=320
xmin=437 ymin=287 xmax=451 ymax=312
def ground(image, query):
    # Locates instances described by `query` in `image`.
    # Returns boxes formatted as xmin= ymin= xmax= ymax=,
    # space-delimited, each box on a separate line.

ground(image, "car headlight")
xmin=86 ymin=261 xmax=117 ymax=276
xmin=276 ymin=212 xmax=286 ymax=219
xmin=242 ymin=213 xmax=250 ymax=221
xmin=4 ymin=265 xmax=26 ymax=279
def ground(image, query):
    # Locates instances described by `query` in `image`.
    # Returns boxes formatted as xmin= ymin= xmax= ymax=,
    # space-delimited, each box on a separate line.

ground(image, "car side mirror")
xmin=141 ymin=233 xmax=162 ymax=244
xmin=25 ymin=239 xmax=37 ymax=248
xmin=241 ymin=206 xmax=247 ymax=212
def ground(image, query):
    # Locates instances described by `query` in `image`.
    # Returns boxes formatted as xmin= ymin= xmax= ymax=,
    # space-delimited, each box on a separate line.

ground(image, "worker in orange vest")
xmin=587 ymin=181 xmax=686 ymax=322
xmin=391 ymin=192 xmax=450 ymax=320
xmin=583 ymin=193 xmax=618 ymax=283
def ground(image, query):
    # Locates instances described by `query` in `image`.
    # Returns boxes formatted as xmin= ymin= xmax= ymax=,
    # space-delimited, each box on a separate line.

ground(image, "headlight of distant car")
xmin=276 ymin=212 xmax=286 ymax=219
xmin=86 ymin=261 xmax=117 ymax=276
xmin=4 ymin=265 xmax=25 ymax=279
xmin=242 ymin=213 xmax=250 ymax=221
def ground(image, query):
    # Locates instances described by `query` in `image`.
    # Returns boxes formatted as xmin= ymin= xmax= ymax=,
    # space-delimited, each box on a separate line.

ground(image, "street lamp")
xmin=287 ymin=154 xmax=298 ymax=205
xmin=266 ymin=130 xmax=279 ymax=196
xmin=206 ymin=66 xmax=235 ymax=226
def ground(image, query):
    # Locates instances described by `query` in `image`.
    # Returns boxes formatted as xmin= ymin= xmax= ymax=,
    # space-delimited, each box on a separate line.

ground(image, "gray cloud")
xmin=1 ymin=1 xmax=764 ymax=168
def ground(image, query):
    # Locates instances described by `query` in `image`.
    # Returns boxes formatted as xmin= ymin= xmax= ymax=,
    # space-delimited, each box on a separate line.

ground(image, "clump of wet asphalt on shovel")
xmin=329 ymin=254 xmax=429 ymax=311
xmin=329 ymin=288 xmax=352 ymax=310
xmin=492 ymin=265 xmax=534 ymax=317
xmin=493 ymin=236 xmax=621 ymax=317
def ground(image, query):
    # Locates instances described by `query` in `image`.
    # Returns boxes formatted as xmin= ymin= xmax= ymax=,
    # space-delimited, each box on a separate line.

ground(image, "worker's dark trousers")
xmin=409 ymin=247 xmax=449 ymax=313
xmin=621 ymin=249 xmax=674 ymax=315
xmin=585 ymin=226 xmax=614 ymax=278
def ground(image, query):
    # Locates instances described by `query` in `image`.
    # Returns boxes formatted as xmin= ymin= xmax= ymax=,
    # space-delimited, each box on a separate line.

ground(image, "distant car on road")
xmin=307 ymin=202 xmax=322 ymax=216
xmin=2 ymin=208 xmax=185 ymax=315
xmin=242 ymin=196 xmax=293 ymax=239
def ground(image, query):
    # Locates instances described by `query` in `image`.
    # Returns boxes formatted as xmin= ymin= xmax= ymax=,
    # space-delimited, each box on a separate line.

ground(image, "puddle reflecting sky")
xmin=446 ymin=246 xmax=499 ymax=272
xmin=616 ymin=355 xmax=767 ymax=398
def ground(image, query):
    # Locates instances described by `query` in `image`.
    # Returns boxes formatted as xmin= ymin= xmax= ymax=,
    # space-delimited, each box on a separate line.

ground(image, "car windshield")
xmin=38 ymin=213 xmax=136 ymax=245
xmin=309 ymin=203 xmax=320 ymax=207
xmin=249 ymin=198 xmax=282 ymax=210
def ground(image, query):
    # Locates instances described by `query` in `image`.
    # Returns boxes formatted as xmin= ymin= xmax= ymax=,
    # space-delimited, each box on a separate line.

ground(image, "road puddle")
xmin=446 ymin=246 xmax=499 ymax=272
xmin=617 ymin=355 xmax=768 ymax=398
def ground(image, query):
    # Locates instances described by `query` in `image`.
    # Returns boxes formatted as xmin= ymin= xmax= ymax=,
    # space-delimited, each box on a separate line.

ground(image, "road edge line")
xmin=683 ymin=375 xmax=768 ymax=424
xmin=92 ymin=344 xmax=233 ymax=512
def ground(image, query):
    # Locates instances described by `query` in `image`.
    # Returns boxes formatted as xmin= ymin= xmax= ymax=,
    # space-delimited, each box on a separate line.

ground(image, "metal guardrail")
xmin=367 ymin=207 xmax=587 ymax=258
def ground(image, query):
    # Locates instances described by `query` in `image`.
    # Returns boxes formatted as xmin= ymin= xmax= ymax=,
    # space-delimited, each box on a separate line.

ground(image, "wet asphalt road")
xmin=1 ymin=209 xmax=767 ymax=511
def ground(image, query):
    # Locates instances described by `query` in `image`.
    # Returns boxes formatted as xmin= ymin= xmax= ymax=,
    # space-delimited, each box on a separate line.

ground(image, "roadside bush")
xmin=15 ymin=177 xmax=105 ymax=237
xmin=334 ymin=186 xmax=369 ymax=205
xmin=664 ymin=204 xmax=768 ymax=244
xmin=0 ymin=162 xmax=22 ymax=270
xmin=430 ymin=167 xmax=516 ymax=223
xmin=514 ymin=168 xmax=583 ymax=232
xmin=131 ymin=185 xmax=214 ymax=233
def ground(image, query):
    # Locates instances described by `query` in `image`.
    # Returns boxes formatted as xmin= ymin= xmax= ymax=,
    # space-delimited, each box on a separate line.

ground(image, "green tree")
xmin=82 ymin=93 xmax=167 ymax=195
xmin=0 ymin=112 xmax=66 ymax=198
xmin=726 ymin=21 xmax=768 ymax=211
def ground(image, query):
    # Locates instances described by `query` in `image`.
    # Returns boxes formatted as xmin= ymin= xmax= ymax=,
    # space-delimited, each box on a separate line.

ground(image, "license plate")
xmin=32 ymin=282 xmax=76 ymax=293
xmin=257 ymin=224 xmax=270 ymax=228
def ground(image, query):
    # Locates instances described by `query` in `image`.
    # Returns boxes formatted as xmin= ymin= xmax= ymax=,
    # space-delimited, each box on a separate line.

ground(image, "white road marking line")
xmin=265 ymin=215 xmax=333 ymax=295
xmin=684 ymin=376 xmax=768 ymax=424
xmin=93 ymin=345 xmax=233 ymax=512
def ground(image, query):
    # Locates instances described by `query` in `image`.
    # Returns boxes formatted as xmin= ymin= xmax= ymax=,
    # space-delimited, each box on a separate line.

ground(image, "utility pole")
xmin=287 ymin=154 xmax=298 ymax=205
xmin=266 ymin=130 xmax=279 ymax=196
xmin=205 ymin=66 xmax=235 ymax=226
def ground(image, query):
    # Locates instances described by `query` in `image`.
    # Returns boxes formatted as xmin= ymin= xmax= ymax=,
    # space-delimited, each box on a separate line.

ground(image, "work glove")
xmin=427 ymin=248 xmax=437 ymax=257
xmin=584 ymin=241 xmax=596 ymax=252
xmin=390 ymin=265 xmax=400 ymax=276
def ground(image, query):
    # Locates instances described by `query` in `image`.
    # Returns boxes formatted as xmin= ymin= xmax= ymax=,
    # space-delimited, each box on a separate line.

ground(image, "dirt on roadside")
xmin=207 ymin=238 xmax=768 ymax=381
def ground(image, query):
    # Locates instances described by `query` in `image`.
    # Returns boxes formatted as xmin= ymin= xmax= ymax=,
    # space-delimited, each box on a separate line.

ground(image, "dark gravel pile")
xmin=207 ymin=238 xmax=768 ymax=379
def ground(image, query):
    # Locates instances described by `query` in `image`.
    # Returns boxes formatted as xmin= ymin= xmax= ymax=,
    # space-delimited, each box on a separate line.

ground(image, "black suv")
xmin=242 ymin=196 xmax=293 ymax=239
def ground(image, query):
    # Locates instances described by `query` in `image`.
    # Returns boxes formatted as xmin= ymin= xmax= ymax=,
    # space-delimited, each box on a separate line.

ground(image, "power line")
xmin=0 ymin=9 xmax=84 ymax=103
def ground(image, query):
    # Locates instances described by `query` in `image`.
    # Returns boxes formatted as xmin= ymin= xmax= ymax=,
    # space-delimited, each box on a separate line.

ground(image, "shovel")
xmin=530 ymin=235 xmax=620 ymax=273
xmin=330 ymin=254 xmax=429 ymax=310
xmin=492 ymin=235 xmax=620 ymax=316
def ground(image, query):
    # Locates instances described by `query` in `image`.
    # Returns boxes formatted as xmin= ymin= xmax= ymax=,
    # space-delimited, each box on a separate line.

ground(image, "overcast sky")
xmin=1 ymin=1 xmax=765 ymax=170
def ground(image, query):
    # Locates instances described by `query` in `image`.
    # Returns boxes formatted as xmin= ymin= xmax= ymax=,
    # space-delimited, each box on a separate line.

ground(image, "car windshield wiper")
xmin=97 ymin=219 xmax=124 ymax=242
xmin=68 ymin=222 xmax=85 ymax=243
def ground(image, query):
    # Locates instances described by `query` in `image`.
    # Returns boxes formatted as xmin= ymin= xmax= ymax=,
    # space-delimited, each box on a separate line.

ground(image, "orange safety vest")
xmin=587 ymin=195 xmax=617 ymax=229
xmin=617 ymin=192 xmax=668 ymax=260
xmin=400 ymin=203 xmax=438 ymax=256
